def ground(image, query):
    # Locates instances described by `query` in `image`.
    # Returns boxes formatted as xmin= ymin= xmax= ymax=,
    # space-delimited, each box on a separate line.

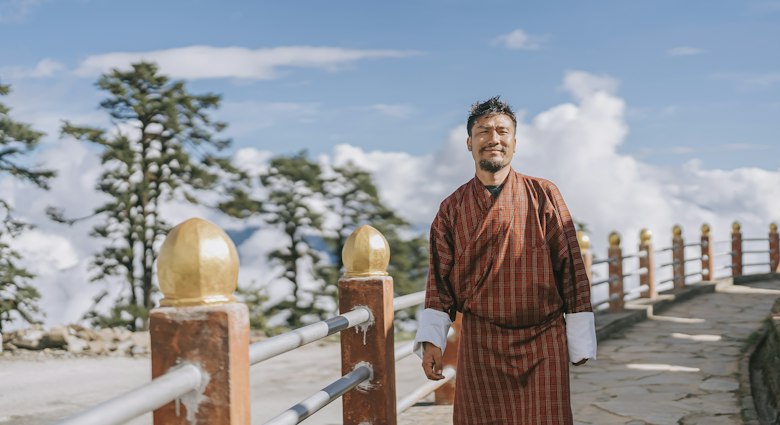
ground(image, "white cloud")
xmin=491 ymin=28 xmax=545 ymax=50
xmin=5 ymin=69 xmax=780 ymax=328
xmin=668 ymin=47 xmax=705 ymax=56
xmin=368 ymin=104 xmax=415 ymax=118
xmin=0 ymin=58 xmax=66 ymax=79
xmin=74 ymin=45 xmax=422 ymax=80
xmin=562 ymin=70 xmax=620 ymax=101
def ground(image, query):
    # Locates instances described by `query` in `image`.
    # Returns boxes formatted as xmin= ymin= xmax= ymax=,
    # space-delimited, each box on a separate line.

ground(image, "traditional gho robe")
xmin=414 ymin=169 xmax=596 ymax=425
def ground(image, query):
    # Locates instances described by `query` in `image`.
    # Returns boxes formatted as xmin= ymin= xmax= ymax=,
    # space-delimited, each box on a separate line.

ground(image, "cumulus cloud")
xmin=491 ymin=28 xmax=546 ymax=50
xmin=73 ymin=45 xmax=422 ymax=80
xmin=0 ymin=58 xmax=66 ymax=79
xmin=668 ymin=46 xmax=705 ymax=56
xmin=4 ymin=69 xmax=780 ymax=327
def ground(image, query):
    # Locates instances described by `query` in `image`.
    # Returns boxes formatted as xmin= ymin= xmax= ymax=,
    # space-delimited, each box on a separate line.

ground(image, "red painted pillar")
xmin=578 ymin=231 xmax=593 ymax=283
xmin=339 ymin=225 xmax=397 ymax=425
xmin=672 ymin=225 xmax=685 ymax=289
xmin=151 ymin=218 xmax=250 ymax=425
xmin=639 ymin=229 xmax=656 ymax=298
xmin=608 ymin=232 xmax=624 ymax=312
xmin=732 ymin=221 xmax=743 ymax=277
xmin=769 ymin=223 xmax=779 ymax=273
xmin=434 ymin=313 xmax=461 ymax=404
xmin=701 ymin=223 xmax=714 ymax=281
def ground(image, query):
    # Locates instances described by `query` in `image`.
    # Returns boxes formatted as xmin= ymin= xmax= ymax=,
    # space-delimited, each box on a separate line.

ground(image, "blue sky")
xmin=2 ymin=0 xmax=780 ymax=326
xmin=2 ymin=0 xmax=779 ymax=169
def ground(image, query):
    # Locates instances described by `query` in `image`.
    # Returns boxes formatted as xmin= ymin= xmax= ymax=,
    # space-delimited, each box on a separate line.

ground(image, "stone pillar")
xmin=732 ymin=221 xmax=743 ymax=277
xmin=639 ymin=229 xmax=656 ymax=298
xmin=769 ymin=223 xmax=779 ymax=273
xmin=608 ymin=232 xmax=624 ymax=312
xmin=577 ymin=230 xmax=593 ymax=282
xmin=672 ymin=225 xmax=685 ymax=289
xmin=339 ymin=225 xmax=397 ymax=425
xmin=151 ymin=218 xmax=250 ymax=425
xmin=434 ymin=313 xmax=461 ymax=405
xmin=701 ymin=223 xmax=714 ymax=282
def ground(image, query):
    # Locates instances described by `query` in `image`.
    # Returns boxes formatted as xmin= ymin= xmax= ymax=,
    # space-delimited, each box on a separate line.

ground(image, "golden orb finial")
xmin=640 ymin=228 xmax=652 ymax=244
xmin=770 ymin=222 xmax=778 ymax=234
xmin=732 ymin=221 xmax=741 ymax=233
xmin=672 ymin=224 xmax=682 ymax=238
xmin=577 ymin=231 xmax=590 ymax=251
xmin=608 ymin=231 xmax=621 ymax=248
xmin=701 ymin=223 xmax=710 ymax=236
xmin=157 ymin=218 xmax=239 ymax=307
xmin=342 ymin=225 xmax=390 ymax=278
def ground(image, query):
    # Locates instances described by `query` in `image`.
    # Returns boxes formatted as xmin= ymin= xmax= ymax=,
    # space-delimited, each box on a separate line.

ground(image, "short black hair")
xmin=466 ymin=96 xmax=517 ymax=137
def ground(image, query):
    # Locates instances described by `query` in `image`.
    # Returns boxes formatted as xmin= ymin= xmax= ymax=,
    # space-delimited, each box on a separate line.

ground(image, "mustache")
xmin=480 ymin=146 xmax=506 ymax=153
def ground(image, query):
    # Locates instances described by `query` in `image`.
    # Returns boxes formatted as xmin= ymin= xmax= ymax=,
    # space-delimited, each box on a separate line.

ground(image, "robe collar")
xmin=470 ymin=167 xmax=516 ymax=213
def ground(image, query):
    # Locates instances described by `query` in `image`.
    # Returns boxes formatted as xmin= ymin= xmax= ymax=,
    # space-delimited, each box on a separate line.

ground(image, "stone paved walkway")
xmin=399 ymin=280 xmax=780 ymax=425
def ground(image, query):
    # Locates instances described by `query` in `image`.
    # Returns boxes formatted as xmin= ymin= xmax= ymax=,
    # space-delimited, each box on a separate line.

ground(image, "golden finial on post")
xmin=701 ymin=223 xmax=710 ymax=236
xmin=770 ymin=222 xmax=778 ymax=234
xmin=732 ymin=221 xmax=741 ymax=233
xmin=672 ymin=224 xmax=682 ymax=238
xmin=640 ymin=228 xmax=652 ymax=244
xmin=157 ymin=217 xmax=239 ymax=307
xmin=342 ymin=225 xmax=390 ymax=278
xmin=609 ymin=231 xmax=621 ymax=248
xmin=577 ymin=231 xmax=590 ymax=251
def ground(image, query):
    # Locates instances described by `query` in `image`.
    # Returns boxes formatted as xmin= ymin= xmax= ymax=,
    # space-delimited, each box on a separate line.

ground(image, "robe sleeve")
xmin=423 ymin=208 xmax=457 ymax=319
xmin=543 ymin=182 xmax=592 ymax=314
xmin=413 ymin=207 xmax=457 ymax=358
xmin=543 ymin=182 xmax=597 ymax=362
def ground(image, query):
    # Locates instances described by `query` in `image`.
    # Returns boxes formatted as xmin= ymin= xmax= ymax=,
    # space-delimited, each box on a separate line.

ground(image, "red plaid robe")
xmin=425 ymin=169 xmax=592 ymax=425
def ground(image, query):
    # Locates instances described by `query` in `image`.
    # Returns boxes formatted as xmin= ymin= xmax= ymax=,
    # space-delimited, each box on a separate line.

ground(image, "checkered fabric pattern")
xmin=425 ymin=169 xmax=592 ymax=425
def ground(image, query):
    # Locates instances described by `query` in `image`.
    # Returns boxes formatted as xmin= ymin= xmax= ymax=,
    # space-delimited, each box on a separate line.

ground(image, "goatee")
xmin=479 ymin=159 xmax=507 ymax=173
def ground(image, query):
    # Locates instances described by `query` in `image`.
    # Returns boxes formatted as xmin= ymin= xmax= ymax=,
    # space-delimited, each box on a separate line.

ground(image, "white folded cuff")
xmin=565 ymin=311 xmax=597 ymax=363
xmin=413 ymin=308 xmax=452 ymax=359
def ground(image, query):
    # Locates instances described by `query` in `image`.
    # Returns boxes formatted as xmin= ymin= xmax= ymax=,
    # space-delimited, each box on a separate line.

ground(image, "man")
xmin=414 ymin=96 xmax=596 ymax=425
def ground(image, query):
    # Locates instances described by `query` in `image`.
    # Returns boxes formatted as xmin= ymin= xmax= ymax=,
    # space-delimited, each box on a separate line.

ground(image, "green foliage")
xmin=0 ymin=83 xmax=54 ymax=332
xmin=235 ymin=281 xmax=269 ymax=330
xmin=319 ymin=162 xmax=428 ymax=310
xmin=222 ymin=151 xmax=330 ymax=329
xmin=49 ymin=62 xmax=238 ymax=330
xmin=261 ymin=152 xmax=329 ymax=328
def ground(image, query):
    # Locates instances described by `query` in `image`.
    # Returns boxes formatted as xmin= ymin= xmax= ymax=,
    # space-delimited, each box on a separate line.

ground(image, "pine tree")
xmin=261 ymin=152 xmax=328 ymax=328
xmin=48 ymin=62 xmax=239 ymax=330
xmin=0 ymin=83 xmax=55 ymax=331
xmin=320 ymin=162 xmax=428 ymax=299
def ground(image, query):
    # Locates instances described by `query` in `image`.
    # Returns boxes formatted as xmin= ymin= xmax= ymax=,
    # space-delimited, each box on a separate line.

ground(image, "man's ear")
xmin=466 ymin=137 xmax=472 ymax=151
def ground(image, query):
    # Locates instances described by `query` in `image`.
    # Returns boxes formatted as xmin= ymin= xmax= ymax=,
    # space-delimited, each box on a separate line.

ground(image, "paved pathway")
xmin=399 ymin=279 xmax=780 ymax=425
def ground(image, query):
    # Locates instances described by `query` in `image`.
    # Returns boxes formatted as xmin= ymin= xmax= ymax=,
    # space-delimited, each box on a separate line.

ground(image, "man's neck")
xmin=475 ymin=166 xmax=511 ymax=186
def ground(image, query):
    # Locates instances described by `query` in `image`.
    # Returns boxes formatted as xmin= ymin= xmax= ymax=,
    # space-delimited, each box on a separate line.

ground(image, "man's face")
xmin=467 ymin=113 xmax=516 ymax=173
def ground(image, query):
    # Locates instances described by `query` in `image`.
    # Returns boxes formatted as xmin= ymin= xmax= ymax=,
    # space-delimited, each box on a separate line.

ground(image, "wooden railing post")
xmin=732 ymin=221 xmax=743 ymax=277
xmin=701 ymin=223 xmax=714 ymax=281
xmin=639 ymin=228 xmax=656 ymax=298
xmin=434 ymin=313 xmax=461 ymax=404
xmin=339 ymin=225 xmax=397 ymax=425
xmin=150 ymin=218 xmax=250 ymax=425
xmin=769 ymin=223 xmax=779 ymax=273
xmin=577 ymin=230 xmax=593 ymax=282
xmin=672 ymin=225 xmax=685 ymax=289
xmin=608 ymin=232 xmax=624 ymax=312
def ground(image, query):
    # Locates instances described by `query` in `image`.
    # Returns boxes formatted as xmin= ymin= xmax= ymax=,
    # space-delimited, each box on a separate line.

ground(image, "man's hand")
xmin=422 ymin=342 xmax=445 ymax=380
xmin=572 ymin=358 xmax=588 ymax=366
